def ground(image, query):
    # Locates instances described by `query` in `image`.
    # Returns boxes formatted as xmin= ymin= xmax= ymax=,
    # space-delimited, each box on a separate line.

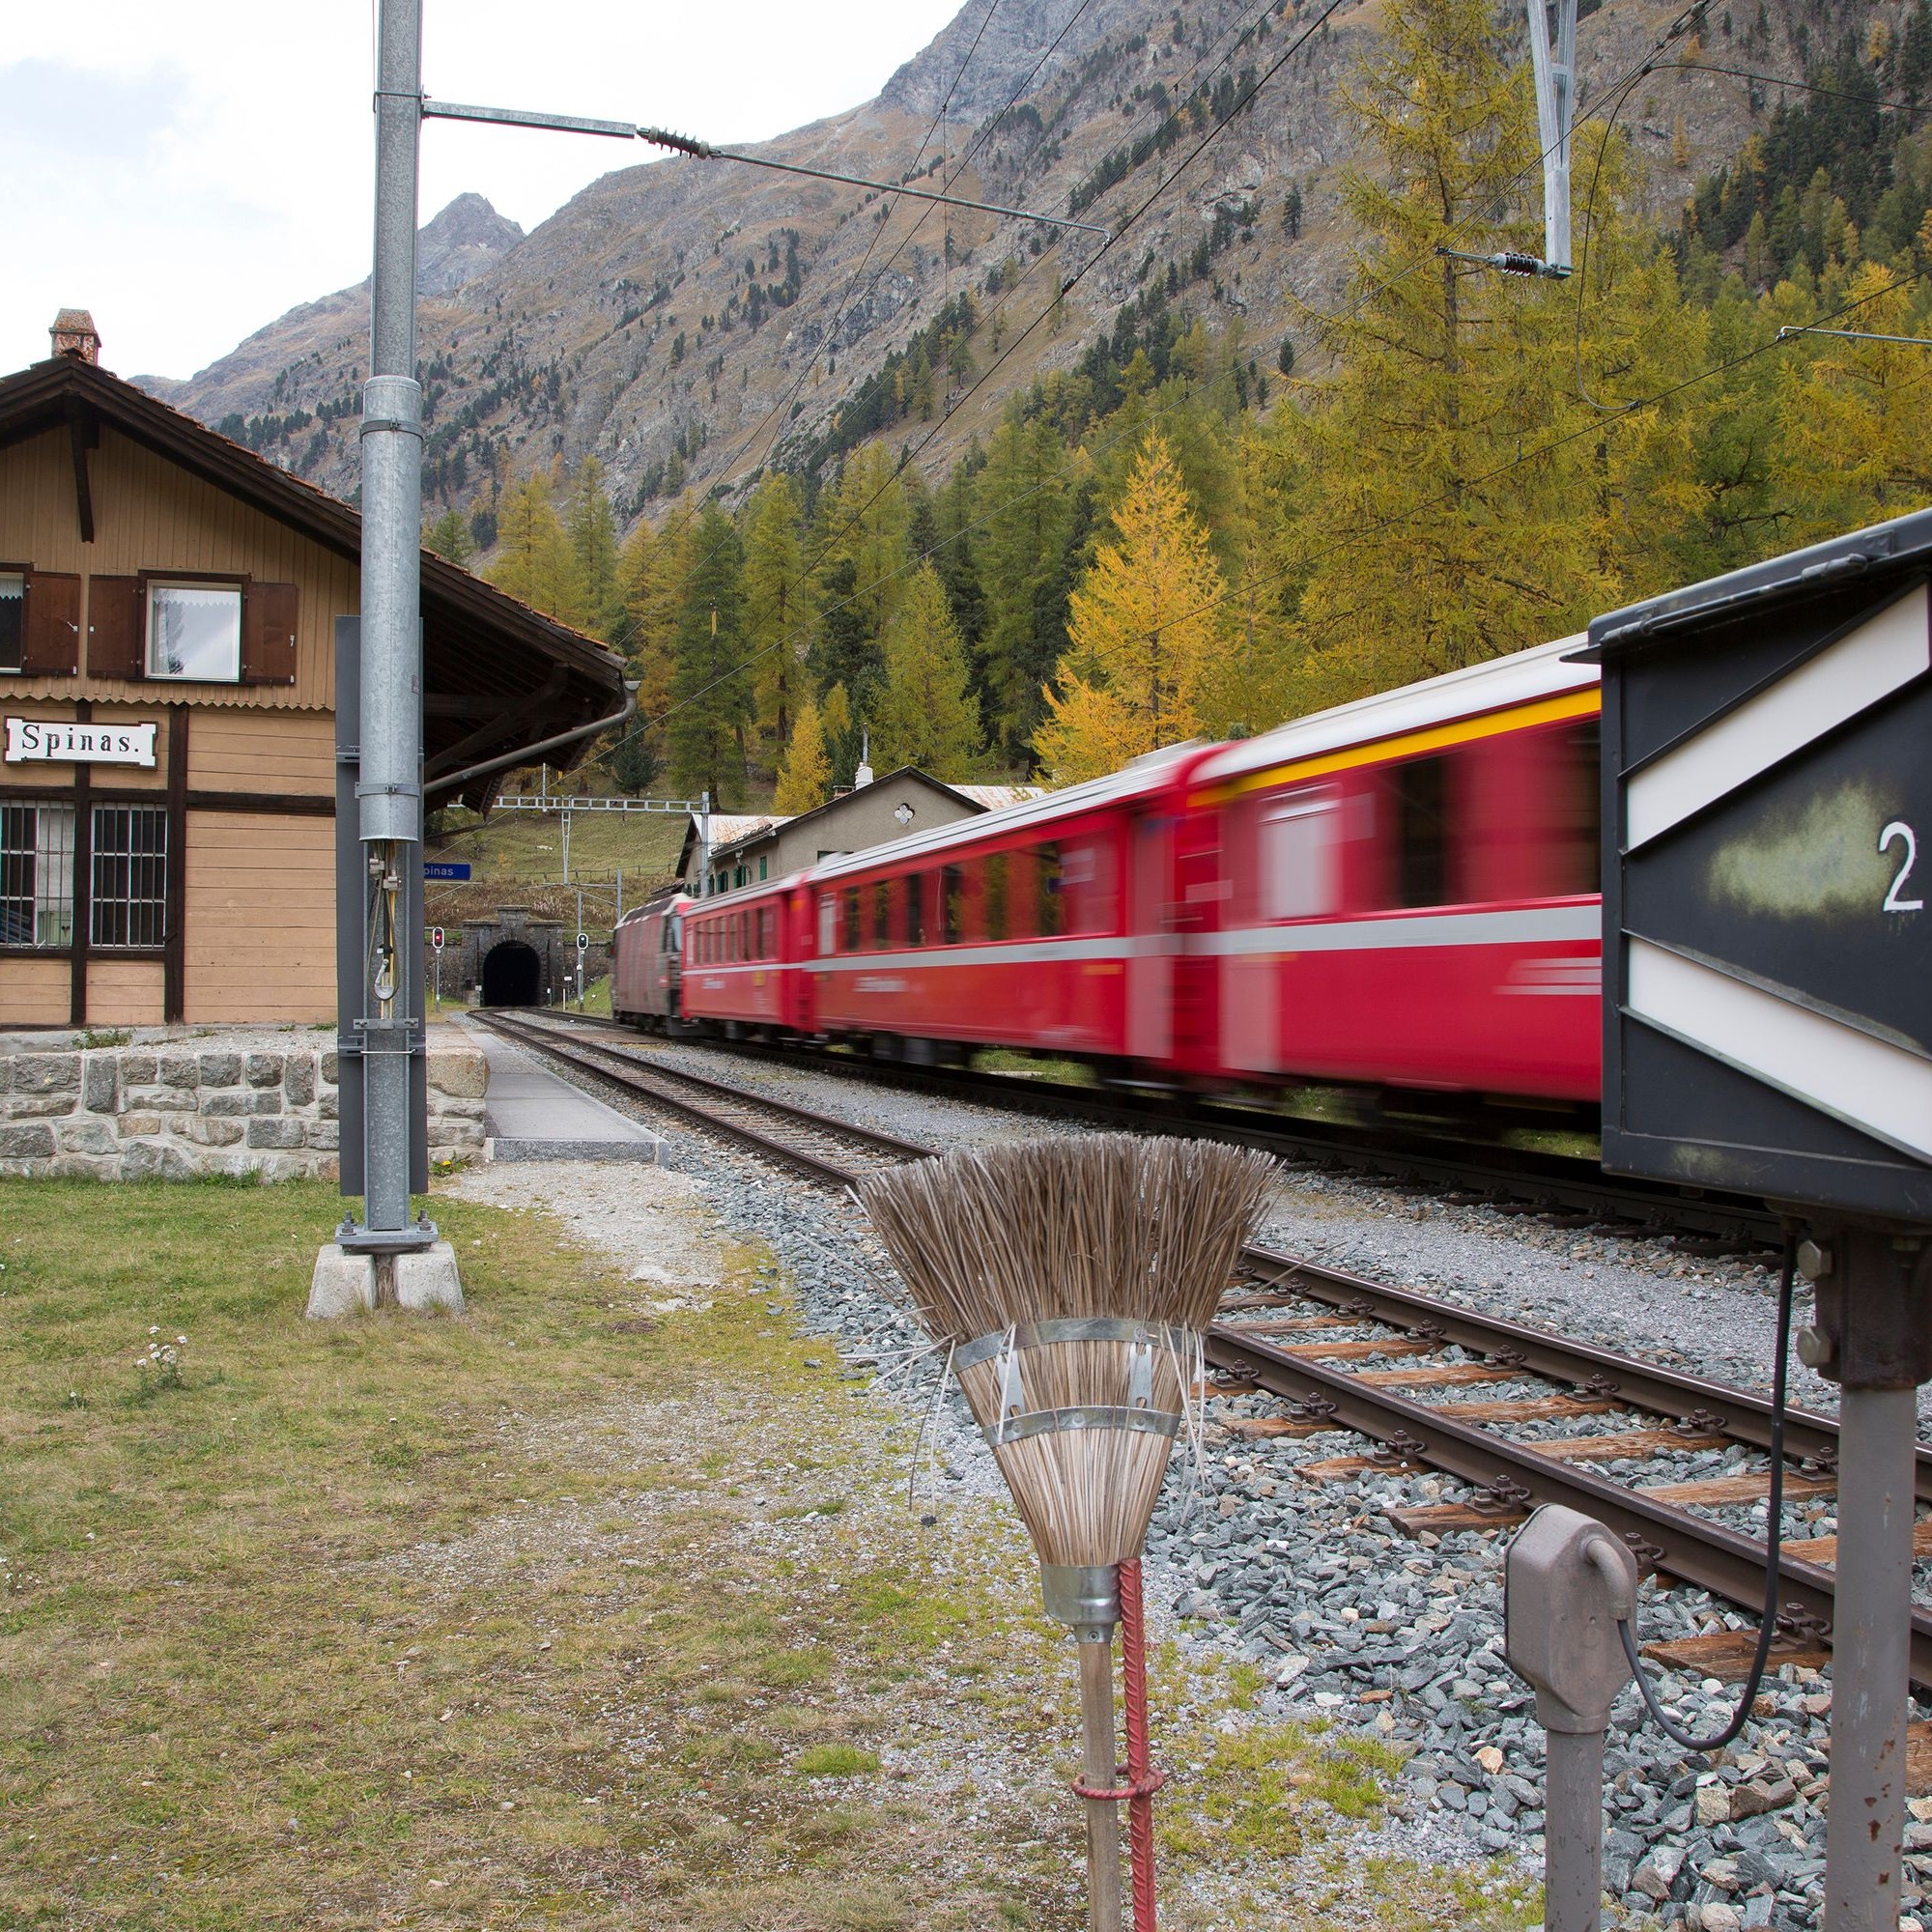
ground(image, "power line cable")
xmin=622 ymin=0 xmax=1105 ymax=640
xmin=1123 ymin=264 xmax=1932 ymax=653
xmin=632 ymin=0 xmax=1317 ymax=673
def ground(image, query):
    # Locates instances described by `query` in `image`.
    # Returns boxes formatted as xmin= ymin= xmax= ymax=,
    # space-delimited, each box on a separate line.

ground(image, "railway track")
xmin=474 ymin=1009 xmax=928 ymax=1186
xmin=538 ymin=1009 xmax=1779 ymax=1248
xmin=485 ymin=1006 xmax=1928 ymax=1686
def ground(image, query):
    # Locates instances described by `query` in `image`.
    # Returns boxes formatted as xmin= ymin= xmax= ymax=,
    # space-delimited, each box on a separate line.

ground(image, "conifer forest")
xmin=422 ymin=0 xmax=1932 ymax=808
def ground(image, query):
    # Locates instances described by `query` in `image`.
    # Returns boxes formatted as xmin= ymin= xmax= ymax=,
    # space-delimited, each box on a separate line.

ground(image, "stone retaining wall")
xmin=0 ymin=1037 xmax=487 ymax=1181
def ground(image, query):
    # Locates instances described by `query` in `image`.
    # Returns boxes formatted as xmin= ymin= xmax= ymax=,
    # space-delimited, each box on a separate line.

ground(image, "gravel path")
xmin=469 ymin=1026 xmax=1932 ymax=1930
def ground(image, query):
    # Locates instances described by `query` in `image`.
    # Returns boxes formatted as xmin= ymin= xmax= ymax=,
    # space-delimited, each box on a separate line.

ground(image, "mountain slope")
xmin=139 ymin=0 xmax=1834 ymax=526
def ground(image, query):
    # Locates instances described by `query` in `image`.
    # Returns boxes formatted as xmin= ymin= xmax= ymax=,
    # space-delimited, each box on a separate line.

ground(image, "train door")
xmin=1127 ymin=813 xmax=1172 ymax=1065
xmin=665 ymin=908 xmax=684 ymax=1020
xmin=1169 ymin=810 xmax=1225 ymax=1076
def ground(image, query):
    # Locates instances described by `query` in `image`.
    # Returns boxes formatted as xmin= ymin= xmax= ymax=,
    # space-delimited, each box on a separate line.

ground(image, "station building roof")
xmin=0 ymin=350 xmax=628 ymax=810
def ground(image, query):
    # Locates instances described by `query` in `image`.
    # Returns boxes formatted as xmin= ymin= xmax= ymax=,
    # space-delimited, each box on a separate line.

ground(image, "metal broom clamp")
xmin=859 ymin=1136 xmax=1278 ymax=1932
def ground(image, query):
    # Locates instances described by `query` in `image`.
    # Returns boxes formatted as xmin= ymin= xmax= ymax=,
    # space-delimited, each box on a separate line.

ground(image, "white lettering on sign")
xmin=1881 ymin=821 xmax=1924 ymax=913
xmin=4 ymin=717 xmax=158 ymax=768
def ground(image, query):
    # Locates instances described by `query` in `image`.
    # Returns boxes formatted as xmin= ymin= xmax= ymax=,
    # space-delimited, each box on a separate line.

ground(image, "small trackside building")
xmin=0 ymin=319 xmax=625 ymax=1029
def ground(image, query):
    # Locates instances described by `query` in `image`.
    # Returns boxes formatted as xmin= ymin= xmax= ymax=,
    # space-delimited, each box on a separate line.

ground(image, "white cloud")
xmin=4 ymin=0 xmax=962 ymax=381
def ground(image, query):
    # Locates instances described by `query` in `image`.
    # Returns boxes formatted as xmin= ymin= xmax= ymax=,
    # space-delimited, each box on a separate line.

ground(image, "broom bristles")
xmin=859 ymin=1135 xmax=1276 ymax=1342
xmin=860 ymin=1136 xmax=1277 ymax=1566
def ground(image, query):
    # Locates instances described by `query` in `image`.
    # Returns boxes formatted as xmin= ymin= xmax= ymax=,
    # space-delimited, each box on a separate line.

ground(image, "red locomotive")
xmin=611 ymin=637 xmax=1603 ymax=1113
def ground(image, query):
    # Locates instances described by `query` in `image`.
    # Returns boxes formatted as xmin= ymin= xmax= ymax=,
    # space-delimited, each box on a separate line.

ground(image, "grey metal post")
xmin=697 ymin=790 xmax=713 ymax=899
xmin=346 ymin=0 xmax=433 ymax=1252
xmin=1825 ymin=1385 xmax=1918 ymax=1931
xmin=1506 ymin=1505 xmax=1636 ymax=1932
xmin=1526 ymin=0 xmax=1577 ymax=270
xmin=1543 ymin=1729 xmax=1606 ymax=1932
xmin=562 ymin=804 xmax=571 ymax=884
xmin=615 ymin=867 xmax=623 ymax=923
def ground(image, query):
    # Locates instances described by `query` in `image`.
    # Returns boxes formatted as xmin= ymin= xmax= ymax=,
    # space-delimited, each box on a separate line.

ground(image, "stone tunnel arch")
xmin=480 ymin=940 xmax=542 ymax=1008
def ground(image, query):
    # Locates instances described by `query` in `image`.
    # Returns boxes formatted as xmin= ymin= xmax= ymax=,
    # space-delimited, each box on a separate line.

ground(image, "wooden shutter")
xmin=21 ymin=571 xmax=81 ymax=675
xmin=241 ymin=581 xmax=298 ymax=685
xmin=86 ymin=576 xmax=144 ymax=680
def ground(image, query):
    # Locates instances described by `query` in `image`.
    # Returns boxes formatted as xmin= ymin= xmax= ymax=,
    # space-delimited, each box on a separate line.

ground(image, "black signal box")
xmin=1585 ymin=510 xmax=1932 ymax=1222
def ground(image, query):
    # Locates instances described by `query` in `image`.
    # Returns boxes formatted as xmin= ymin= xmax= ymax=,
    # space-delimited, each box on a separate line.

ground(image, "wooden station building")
xmin=0 ymin=314 xmax=625 ymax=1029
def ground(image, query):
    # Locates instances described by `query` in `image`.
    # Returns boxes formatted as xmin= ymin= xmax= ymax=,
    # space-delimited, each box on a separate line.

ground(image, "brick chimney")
xmin=49 ymin=309 xmax=101 ymax=364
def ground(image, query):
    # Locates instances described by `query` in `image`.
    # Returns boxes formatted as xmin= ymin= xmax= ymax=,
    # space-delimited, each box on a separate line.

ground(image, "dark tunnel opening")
xmin=480 ymin=940 xmax=542 ymax=1008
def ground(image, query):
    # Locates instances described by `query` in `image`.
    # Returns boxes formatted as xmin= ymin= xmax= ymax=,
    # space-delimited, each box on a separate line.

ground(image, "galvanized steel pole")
xmin=1824 ymin=1384 xmax=1918 ymax=1930
xmin=355 ymin=0 xmax=431 ymax=1247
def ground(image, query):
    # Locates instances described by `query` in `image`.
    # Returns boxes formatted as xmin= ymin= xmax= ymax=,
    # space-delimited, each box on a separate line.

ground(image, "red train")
xmin=611 ymin=637 xmax=1603 ymax=1115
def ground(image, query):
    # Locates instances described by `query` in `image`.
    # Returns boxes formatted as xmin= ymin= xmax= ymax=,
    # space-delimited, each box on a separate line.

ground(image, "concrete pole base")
xmin=307 ymin=1241 xmax=465 ymax=1318
xmin=308 ymin=1245 xmax=377 ymax=1318
xmin=395 ymin=1240 xmax=465 ymax=1313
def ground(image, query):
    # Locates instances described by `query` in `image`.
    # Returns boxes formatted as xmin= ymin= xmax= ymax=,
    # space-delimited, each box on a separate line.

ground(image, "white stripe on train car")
xmin=793 ymin=904 xmax=1599 ymax=978
xmin=1196 ymin=903 xmax=1600 ymax=956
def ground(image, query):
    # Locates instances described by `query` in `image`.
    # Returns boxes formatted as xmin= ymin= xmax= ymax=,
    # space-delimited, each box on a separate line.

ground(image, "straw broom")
xmin=860 ymin=1135 xmax=1276 ymax=1931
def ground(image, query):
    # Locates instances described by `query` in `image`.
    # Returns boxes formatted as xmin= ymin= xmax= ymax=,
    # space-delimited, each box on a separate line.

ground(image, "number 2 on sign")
xmin=1881 ymin=821 xmax=1924 ymax=913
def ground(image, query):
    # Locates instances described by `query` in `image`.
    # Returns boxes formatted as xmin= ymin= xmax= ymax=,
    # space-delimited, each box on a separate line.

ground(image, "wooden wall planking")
xmin=0 ymin=425 xmax=355 ymax=714
xmin=188 ymin=711 xmax=335 ymax=794
xmin=183 ymin=810 xmax=334 ymax=1021
xmin=0 ymin=956 xmax=71 ymax=1026
xmin=87 ymin=959 xmax=166 ymax=1026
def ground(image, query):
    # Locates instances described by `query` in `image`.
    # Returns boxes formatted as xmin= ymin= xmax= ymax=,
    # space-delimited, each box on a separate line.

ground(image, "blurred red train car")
xmin=611 ymin=638 xmax=1604 ymax=1112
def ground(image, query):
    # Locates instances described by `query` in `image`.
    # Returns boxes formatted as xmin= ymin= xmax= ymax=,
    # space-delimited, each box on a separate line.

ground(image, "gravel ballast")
xmin=467 ymin=1026 xmax=1932 ymax=1929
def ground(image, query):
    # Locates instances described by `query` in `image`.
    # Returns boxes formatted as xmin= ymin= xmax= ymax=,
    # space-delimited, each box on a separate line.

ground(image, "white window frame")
xmin=146 ymin=580 xmax=242 ymax=683
xmin=0 ymin=571 xmax=24 ymax=675
xmin=1262 ymin=784 xmax=1341 ymax=923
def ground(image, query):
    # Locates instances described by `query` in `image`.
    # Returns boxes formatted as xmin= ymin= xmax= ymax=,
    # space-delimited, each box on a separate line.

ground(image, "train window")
xmin=1391 ymin=755 xmax=1451 ymax=908
xmin=758 ymin=906 xmax=775 ymax=958
xmin=737 ymin=912 xmax=750 ymax=961
xmin=983 ymin=852 xmax=1009 ymax=943
xmin=1262 ymin=787 xmax=1339 ymax=921
xmin=841 ymin=887 xmax=861 ymax=952
xmin=1059 ymin=842 xmax=1115 ymax=936
xmin=942 ymin=865 xmax=965 ymax=944
xmin=1035 ymin=842 xmax=1065 ymax=937
xmin=818 ymin=893 xmax=835 ymax=955
xmin=1552 ymin=719 xmax=1600 ymax=895
xmin=906 ymin=871 xmax=927 ymax=947
xmin=873 ymin=879 xmax=892 ymax=950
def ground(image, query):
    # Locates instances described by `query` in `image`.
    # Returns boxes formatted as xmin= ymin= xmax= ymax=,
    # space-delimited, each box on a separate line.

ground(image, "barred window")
xmin=91 ymin=806 xmax=167 ymax=949
xmin=1 ymin=802 xmax=75 ymax=948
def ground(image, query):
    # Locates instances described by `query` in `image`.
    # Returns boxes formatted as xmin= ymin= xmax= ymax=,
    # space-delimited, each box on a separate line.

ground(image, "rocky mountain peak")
xmin=415 ymin=193 xmax=525 ymax=296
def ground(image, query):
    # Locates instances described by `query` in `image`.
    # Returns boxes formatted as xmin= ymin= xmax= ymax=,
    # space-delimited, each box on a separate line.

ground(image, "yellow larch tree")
xmin=773 ymin=698 xmax=831 ymax=815
xmin=1033 ymin=431 xmax=1228 ymax=783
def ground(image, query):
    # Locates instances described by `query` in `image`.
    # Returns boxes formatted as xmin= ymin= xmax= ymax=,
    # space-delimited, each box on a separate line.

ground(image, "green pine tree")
xmin=566 ymin=456 xmax=622 ymax=639
xmin=972 ymin=411 xmax=1077 ymax=764
xmin=423 ymin=507 xmax=473 ymax=566
xmin=870 ymin=564 xmax=982 ymax=776
xmin=741 ymin=475 xmax=810 ymax=766
xmin=667 ymin=502 xmax=750 ymax=805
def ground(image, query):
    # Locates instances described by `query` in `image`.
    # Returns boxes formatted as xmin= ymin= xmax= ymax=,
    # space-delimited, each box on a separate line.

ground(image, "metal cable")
xmin=1614 ymin=1233 xmax=1798 ymax=1752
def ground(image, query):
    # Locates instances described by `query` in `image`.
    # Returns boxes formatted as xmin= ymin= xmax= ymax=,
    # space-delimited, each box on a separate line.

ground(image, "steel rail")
xmin=1203 ymin=1321 xmax=1932 ymax=1690
xmin=475 ymin=1012 xmax=929 ymax=1186
xmin=1231 ymin=1245 xmax=1932 ymax=1504
xmin=487 ymin=1009 xmax=1921 ymax=1680
xmin=591 ymin=1023 xmax=1779 ymax=1245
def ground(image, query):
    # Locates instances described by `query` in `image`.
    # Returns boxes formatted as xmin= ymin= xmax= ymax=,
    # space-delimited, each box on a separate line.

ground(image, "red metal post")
xmin=1119 ymin=1557 xmax=1158 ymax=1932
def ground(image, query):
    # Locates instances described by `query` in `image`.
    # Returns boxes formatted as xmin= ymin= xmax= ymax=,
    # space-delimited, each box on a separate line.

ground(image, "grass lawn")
xmin=0 ymin=1177 xmax=1539 ymax=1931
xmin=430 ymin=806 xmax=686 ymax=891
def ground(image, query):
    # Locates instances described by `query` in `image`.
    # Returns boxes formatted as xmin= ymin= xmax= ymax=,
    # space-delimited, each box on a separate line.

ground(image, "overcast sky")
xmin=3 ymin=0 xmax=964 ymax=383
